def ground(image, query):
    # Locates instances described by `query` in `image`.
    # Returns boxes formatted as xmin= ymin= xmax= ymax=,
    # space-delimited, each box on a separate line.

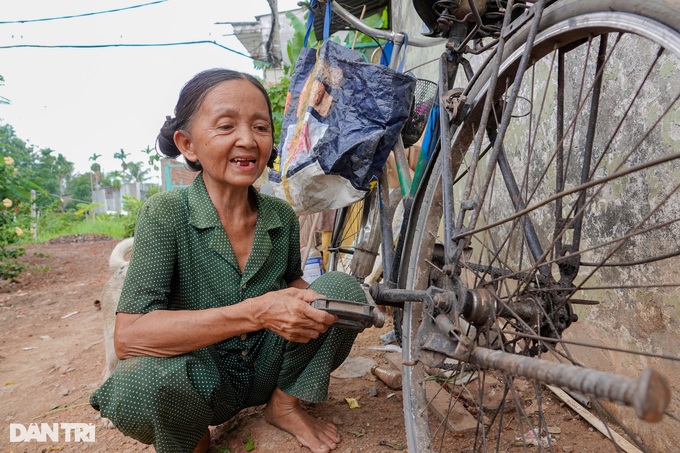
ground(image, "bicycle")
xmin=313 ymin=0 xmax=680 ymax=452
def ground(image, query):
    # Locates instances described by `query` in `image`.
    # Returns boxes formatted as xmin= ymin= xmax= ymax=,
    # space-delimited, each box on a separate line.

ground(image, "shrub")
xmin=122 ymin=196 xmax=145 ymax=238
xmin=0 ymin=156 xmax=32 ymax=280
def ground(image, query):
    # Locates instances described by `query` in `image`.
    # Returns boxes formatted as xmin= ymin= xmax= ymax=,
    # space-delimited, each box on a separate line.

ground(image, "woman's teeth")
xmin=231 ymin=158 xmax=255 ymax=166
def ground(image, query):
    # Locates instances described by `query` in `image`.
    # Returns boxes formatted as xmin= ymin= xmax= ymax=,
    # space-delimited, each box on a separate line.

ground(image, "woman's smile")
xmin=229 ymin=156 xmax=257 ymax=168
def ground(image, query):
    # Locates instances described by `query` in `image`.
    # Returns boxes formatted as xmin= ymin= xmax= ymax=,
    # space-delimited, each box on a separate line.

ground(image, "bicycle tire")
xmin=399 ymin=1 xmax=680 ymax=452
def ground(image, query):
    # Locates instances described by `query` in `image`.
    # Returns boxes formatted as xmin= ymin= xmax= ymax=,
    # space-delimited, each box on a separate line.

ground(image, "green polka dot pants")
xmin=90 ymin=271 xmax=366 ymax=452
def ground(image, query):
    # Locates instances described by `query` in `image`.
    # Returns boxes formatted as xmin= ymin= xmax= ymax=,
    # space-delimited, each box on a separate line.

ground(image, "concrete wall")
xmin=92 ymin=182 xmax=152 ymax=214
xmin=494 ymin=38 xmax=679 ymax=449
xmin=92 ymin=187 xmax=121 ymax=214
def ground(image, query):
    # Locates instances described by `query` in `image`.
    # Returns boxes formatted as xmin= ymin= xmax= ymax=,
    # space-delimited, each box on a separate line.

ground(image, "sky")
xmin=0 ymin=0 xmax=301 ymax=182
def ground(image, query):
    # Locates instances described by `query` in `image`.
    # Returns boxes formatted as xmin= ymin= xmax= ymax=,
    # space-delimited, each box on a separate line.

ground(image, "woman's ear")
xmin=174 ymin=130 xmax=197 ymax=163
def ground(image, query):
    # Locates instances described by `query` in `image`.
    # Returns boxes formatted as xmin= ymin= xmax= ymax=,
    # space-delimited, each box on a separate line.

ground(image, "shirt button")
xmin=241 ymin=350 xmax=248 ymax=357
xmin=241 ymin=283 xmax=247 ymax=289
xmin=240 ymin=333 xmax=248 ymax=341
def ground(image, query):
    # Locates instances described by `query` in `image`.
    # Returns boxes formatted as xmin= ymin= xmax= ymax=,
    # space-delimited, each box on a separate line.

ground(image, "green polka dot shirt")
xmin=117 ymin=173 xmax=304 ymax=385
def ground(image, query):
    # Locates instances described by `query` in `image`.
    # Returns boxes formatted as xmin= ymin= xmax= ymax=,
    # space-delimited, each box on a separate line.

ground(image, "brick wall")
xmin=160 ymin=158 xmax=198 ymax=191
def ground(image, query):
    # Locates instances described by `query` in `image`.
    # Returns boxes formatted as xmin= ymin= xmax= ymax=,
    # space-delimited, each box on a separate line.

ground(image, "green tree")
xmin=0 ymin=79 xmax=40 ymax=278
xmin=32 ymin=149 xmax=58 ymax=195
xmin=0 ymin=124 xmax=33 ymax=197
xmin=21 ymin=148 xmax=74 ymax=210
xmin=126 ymin=161 xmax=150 ymax=183
xmin=0 ymin=128 xmax=40 ymax=279
xmin=141 ymin=146 xmax=160 ymax=172
xmin=65 ymin=173 xmax=93 ymax=210
xmin=104 ymin=170 xmax=124 ymax=189
xmin=0 ymin=124 xmax=49 ymax=208
xmin=89 ymin=153 xmax=102 ymax=190
xmin=113 ymin=148 xmax=130 ymax=171
xmin=55 ymin=153 xmax=74 ymax=195
xmin=266 ymin=76 xmax=291 ymax=145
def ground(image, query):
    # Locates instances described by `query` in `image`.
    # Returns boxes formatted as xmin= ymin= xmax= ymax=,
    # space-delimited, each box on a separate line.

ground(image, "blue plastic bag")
xmin=269 ymin=19 xmax=415 ymax=215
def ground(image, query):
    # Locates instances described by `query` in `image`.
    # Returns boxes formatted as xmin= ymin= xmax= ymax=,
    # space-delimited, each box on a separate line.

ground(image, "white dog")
xmin=98 ymin=237 xmax=134 ymax=428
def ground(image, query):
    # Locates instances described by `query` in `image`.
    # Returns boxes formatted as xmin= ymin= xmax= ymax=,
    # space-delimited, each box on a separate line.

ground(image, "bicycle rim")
xmin=401 ymin=2 xmax=680 ymax=452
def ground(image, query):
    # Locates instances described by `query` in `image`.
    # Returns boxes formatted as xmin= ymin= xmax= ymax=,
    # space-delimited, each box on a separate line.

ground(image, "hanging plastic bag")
xmin=269 ymin=0 xmax=416 ymax=215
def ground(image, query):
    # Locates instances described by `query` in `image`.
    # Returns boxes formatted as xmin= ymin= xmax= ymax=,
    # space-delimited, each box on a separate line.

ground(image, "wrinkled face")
xmin=176 ymin=79 xmax=273 ymax=190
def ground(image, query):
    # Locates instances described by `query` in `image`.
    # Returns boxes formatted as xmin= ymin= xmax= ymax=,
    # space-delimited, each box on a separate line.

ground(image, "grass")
xmin=20 ymin=212 xmax=128 ymax=244
xmin=43 ymin=219 xmax=126 ymax=241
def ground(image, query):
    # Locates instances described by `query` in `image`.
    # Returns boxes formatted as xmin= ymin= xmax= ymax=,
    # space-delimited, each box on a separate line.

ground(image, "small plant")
xmin=244 ymin=433 xmax=255 ymax=452
xmin=32 ymin=264 xmax=50 ymax=273
xmin=122 ymin=196 xmax=145 ymax=238
xmin=33 ymin=252 xmax=50 ymax=258
xmin=75 ymin=201 xmax=104 ymax=222
xmin=0 ymin=246 xmax=26 ymax=280
xmin=266 ymin=75 xmax=291 ymax=145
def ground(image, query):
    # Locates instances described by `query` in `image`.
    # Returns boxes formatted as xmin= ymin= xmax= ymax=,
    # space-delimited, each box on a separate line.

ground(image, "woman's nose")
xmin=234 ymin=124 xmax=258 ymax=147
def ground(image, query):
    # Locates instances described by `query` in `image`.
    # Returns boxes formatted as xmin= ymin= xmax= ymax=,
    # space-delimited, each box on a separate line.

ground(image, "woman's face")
xmin=176 ymin=79 xmax=273 ymax=190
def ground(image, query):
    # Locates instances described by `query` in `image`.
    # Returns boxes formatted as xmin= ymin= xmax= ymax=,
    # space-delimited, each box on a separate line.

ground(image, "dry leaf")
xmin=345 ymin=397 xmax=361 ymax=409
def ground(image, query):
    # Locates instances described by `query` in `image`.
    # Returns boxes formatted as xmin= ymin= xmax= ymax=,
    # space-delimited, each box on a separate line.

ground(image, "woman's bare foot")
xmin=192 ymin=429 xmax=210 ymax=453
xmin=264 ymin=388 xmax=340 ymax=453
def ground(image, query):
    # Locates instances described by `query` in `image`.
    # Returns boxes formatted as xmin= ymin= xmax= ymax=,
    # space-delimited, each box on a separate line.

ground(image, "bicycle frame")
xmin=329 ymin=0 xmax=555 ymax=298
xmin=326 ymin=0 xmax=444 ymax=280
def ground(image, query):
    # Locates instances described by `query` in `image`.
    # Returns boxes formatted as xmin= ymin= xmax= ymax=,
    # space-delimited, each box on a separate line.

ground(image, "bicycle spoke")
xmin=401 ymin=4 xmax=680 ymax=452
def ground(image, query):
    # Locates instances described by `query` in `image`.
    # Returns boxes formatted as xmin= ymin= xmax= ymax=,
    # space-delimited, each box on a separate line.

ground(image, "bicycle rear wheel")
xmin=400 ymin=1 xmax=680 ymax=452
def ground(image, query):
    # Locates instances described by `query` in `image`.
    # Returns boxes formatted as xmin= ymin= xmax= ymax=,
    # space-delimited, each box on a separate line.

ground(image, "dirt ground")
xmin=0 ymin=235 xmax=618 ymax=453
xmin=0 ymin=235 xmax=410 ymax=453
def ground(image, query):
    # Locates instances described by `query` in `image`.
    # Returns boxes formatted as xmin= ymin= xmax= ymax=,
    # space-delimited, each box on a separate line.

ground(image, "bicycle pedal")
xmin=312 ymin=298 xmax=384 ymax=331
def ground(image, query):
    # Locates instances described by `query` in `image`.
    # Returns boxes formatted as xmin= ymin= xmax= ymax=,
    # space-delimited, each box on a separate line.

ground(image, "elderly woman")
xmin=90 ymin=68 xmax=366 ymax=453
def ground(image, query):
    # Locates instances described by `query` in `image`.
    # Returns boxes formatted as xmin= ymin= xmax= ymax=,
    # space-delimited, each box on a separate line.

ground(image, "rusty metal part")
xmin=434 ymin=313 xmax=459 ymax=337
xmin=453 ymin=336 xmax=671 ymax=422
xmin=455 ymin=0 xmax=488 ymax=21
xmin=418 ymin=331 xmax=458 ymax=368
xmin=369 ymin=283 xmax=462 ymax=312
xmin=462 ymin=287 xmax=496 ymax=325
xmin=502 ymin=295 xmax=542 ymax=327
xmin=432 ymin=290 xmax=457 ymax=314
xmin=443 ymin=87 xmax=466 ymax=119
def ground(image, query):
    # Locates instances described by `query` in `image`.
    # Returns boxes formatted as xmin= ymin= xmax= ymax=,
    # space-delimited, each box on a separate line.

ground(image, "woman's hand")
xmin=113 ymin=286 xmax=338 ymax=359
xmin=250 ymin=287 xmax=338 ymax=343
